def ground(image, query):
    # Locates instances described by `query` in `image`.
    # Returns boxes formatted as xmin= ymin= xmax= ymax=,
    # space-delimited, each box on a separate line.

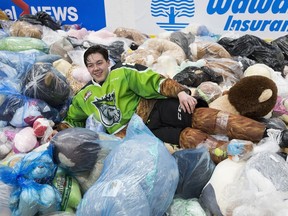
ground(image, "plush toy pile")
xmin=0 ymin=10 xmax=288 ymax=216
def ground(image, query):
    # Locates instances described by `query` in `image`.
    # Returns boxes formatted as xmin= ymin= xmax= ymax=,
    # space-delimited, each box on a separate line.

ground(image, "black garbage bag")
xmin=21 ymin=62 xmax=72 ymax=108
xmin=83 ymin=40 xmax=126 ymax=64
xmin=271 ymin=34 xmax=288 ymax=65
xmin=18 ymin=14 xmax=42 ymax=25
xmin=218 ymin=34 xmax=285 ymax=73
xmin=50 ymin=127 xmax=101 ymax=174
xmin=36 ymin=11 xmax=61 ymax=30
xmin=173 ymin=66 xmax=223 ymax=87
xmin=19 ymin=11 xmax=61 ymax=31
xmin=232 ymin=56 xmax=256 ymax=71
xmin=170 ymin=31 xmax=195 ymax=58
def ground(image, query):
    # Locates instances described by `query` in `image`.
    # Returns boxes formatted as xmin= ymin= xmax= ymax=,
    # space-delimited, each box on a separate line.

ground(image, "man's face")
xmin=86 ymin=53 xmax=110 ymax=83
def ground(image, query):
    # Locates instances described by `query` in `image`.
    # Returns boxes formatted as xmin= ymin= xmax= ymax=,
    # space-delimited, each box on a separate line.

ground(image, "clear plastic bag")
xmin=9 ymin=21 xmax=43 ymax=39
xmin=76 ymin=114 xmax=179 ymax=216
xmin=173 ymin=147 xmax=215 ymax=199
xmin=0 ymin=81 xmax=61 ymax=127
xmin=0 ymin=36 xmax=49 ymax=53
xmin=0 ymin=146 xmax=61 ymax=216
xmin=21 ymin=62 xmax=72 ymax=108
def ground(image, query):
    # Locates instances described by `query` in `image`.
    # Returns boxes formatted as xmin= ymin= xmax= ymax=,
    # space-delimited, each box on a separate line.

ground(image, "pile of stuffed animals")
xmin=0 ymin=10 xmax=288 ymax=216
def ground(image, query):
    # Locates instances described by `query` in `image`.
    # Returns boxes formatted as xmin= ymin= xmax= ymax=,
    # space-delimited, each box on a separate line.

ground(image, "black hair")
xmin=83 ymin=45 xmax=109 ymax=66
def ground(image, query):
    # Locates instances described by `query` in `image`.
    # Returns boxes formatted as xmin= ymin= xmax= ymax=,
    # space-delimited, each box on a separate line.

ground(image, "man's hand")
xmin=177 ymin=91 xmax=197 ymax=114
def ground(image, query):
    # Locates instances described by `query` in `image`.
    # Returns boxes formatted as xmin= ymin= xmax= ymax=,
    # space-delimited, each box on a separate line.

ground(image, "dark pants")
xmin=146 ymin=98 xmax=208 ymax=144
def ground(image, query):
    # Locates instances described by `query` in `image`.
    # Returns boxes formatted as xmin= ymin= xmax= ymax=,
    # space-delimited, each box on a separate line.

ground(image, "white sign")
xmin=105 ymin=0 xmax=288 ymax=39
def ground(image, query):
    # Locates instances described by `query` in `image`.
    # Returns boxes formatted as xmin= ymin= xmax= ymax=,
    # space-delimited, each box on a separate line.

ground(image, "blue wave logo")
xmin=151 ymin=0 xmax=195 ymax=31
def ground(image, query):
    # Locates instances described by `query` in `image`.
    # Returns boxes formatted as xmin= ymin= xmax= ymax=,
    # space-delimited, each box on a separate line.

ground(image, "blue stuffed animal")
xmin=0 ymin=145 xmax=61 ymax=216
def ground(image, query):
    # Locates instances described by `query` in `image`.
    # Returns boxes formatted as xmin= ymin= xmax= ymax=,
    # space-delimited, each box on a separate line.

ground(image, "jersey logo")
xmin=84 ymin=91 xmax=92 ymax=101
xmin=92 ymin=91 xmax=121 ymax=127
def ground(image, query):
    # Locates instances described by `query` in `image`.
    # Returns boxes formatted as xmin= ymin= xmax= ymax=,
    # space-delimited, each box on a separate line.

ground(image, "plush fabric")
xmin=113 ymin=27 xmax=148 ymax=46
xmin=76 ymin=114 xmax=179 ymax=216
xmin=192 ymin=108 xmax=266 ymax=142
xmin=122 ymin=38 xmax=186 ymax=70
xmin=9 ymin=21 xmax=42 ymax=39
xmin=228 ymin=75 xmax=277 ymax=118
xmin=209 ymin=75 xmax=278 ymax=119
xmin=189 ymin=41 xmax=231 ymax=61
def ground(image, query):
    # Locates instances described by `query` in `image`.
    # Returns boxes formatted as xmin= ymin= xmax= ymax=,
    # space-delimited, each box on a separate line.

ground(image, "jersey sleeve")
xmin=124 ymin=66 xmax=167 ymax=99
xmin=63 ymin=96 xmax=88 ymax=128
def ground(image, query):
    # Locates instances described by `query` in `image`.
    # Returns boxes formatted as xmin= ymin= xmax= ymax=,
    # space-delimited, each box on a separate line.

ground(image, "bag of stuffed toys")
xmin=21 ymin=62 xmax=72 ymax=108
xmin=0 ymin=145 xmax=61 ymax=216
xmin=50 ymin=126 xmax=120 ymax=193
xmin=76 ymin=114 xmax=179 ymax=216
xmin=0 ymin=81 xmax=61 ymax=127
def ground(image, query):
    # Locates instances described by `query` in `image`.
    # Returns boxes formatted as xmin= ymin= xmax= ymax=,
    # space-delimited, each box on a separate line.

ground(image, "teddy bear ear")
xmin=258 ymin=89 xmax=273 ymax=103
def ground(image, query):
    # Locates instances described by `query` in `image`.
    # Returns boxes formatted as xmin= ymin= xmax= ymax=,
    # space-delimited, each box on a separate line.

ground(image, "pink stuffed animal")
xmin=13 ymin=127 xmax=39 ymax=153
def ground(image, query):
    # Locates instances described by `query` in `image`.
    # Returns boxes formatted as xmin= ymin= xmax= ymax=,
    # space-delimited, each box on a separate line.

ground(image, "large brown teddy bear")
xmin=209 ymin=75 xmax=278 ymax=119
xmin=180 ymin=74 xmax=282 ymax=164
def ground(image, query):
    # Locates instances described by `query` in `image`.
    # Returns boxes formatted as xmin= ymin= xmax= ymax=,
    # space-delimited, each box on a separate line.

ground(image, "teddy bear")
xmin=113 ymin=27 xmax=149 ymax=46
xmin=0 ymin=9 xmax=9 ymax=20
xmin=9 ymin=21 xmax=43 ymax=39
xmin=121 ymin=38 xmax=186 ymax=78
xmin=243 ymin=63 xmax=288 ymax=125
xmin=189 ymin=41 xmax=231 ymax=61
xmin=0 ymin=146 xmax=61 ymax=216
xmin=177 ymin=71 xmax=287 ymax=164
xmin=193 ymin=81 xmax=223 ymax=104
xmin=175 ymin=70 xmax=281 ymax=164
xmin=208 ymin=75 xmax=278 ymax=119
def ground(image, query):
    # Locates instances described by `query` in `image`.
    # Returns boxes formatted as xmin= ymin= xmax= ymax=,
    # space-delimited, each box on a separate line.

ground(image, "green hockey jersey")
xmin=64 ymin=64 xmax=167 ymax=134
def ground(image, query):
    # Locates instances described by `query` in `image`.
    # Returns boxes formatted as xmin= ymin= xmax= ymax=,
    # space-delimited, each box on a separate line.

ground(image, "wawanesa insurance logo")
xmin=151 ymin=0 xmax=195 ymax=31
xmin=208 ymin=0 xmax=288 ymax=32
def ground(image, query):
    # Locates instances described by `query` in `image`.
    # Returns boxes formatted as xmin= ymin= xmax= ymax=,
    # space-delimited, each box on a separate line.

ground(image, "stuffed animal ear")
xmin=258 ymin=89 xmax=273 ymax=103
xmin=244 ymin=63 xmax=273 ymax=79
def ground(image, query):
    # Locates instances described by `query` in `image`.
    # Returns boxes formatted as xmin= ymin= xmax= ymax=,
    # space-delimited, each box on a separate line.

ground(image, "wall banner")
xmin=132 ymin=0 xmax=288 ymax=39
xmin=1 ymin=0 xmax=287 ymax=39
xmin=2 ymin=0 xmax=106 ymax=30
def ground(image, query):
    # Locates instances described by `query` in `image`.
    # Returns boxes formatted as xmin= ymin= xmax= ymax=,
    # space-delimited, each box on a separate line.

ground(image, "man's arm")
xmin=160 ymin=78 xmax=191 ymax=97
xmin=160 ymin=78 xmax=197 ymax=114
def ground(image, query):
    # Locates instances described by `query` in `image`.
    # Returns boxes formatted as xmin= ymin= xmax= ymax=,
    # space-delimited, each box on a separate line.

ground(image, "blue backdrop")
xmin=2 ymin=0 xmax=106 ymax=30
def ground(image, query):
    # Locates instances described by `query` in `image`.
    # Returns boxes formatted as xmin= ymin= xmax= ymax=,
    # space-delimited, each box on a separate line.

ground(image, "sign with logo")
xmin=117 ymin=0 xmax=287 ymax=39
xmin=2 ymin=0 xmax=106 ymax=30
xmin=151 ymin=0 xmax=195 ymax=32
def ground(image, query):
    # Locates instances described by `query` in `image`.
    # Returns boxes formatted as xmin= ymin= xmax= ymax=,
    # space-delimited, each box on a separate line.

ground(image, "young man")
xmin=60 ymin=45 xmax=288 ymax=163
xmin=62 ymin=45 xmax=197 ymax=136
